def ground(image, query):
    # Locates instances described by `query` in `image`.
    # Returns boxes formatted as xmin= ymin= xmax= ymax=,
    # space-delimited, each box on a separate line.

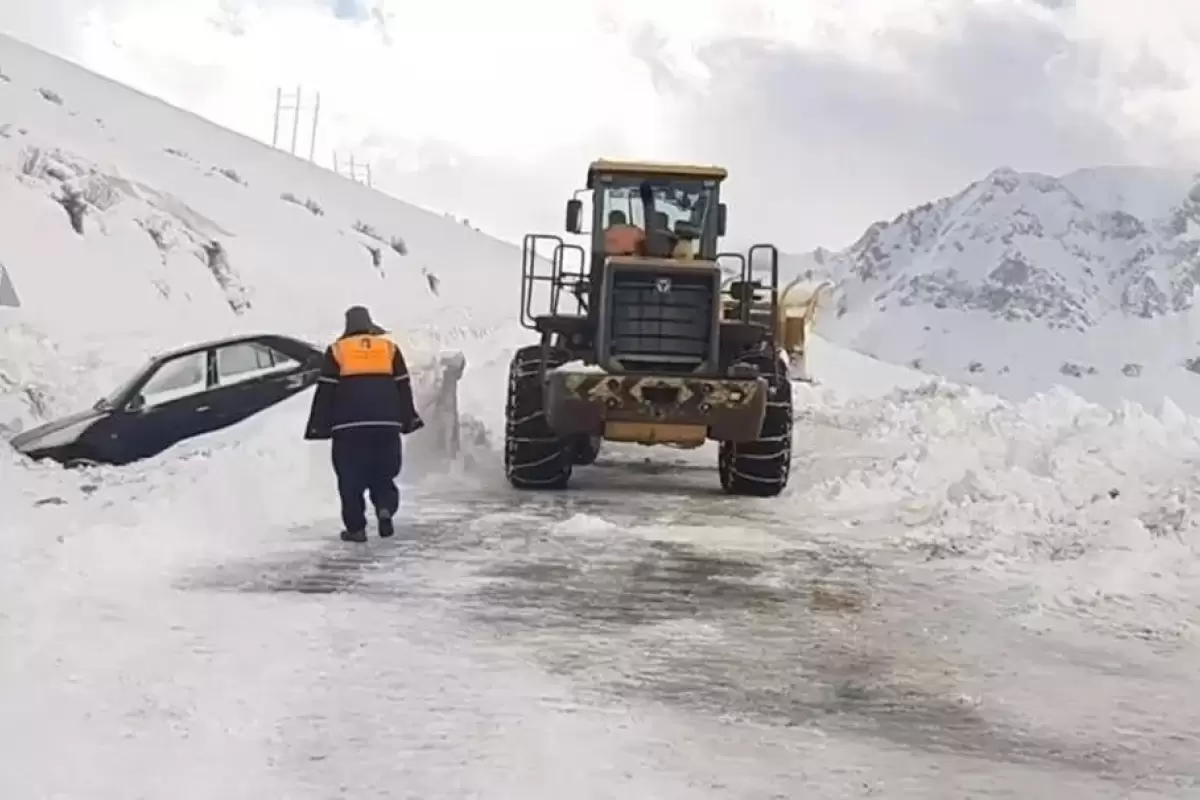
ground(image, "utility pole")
xmin=271 ymin=85 xmax=321 ymax=161
xmin=290 ymin=85 xmax=301 ymax=155
xmin=332 ymin=150 xmax=373 ymax=187
xmin=309 ymin=92 xmax=321 ymax=162
xmin=271 ymin=87 xmax=281 ymax=150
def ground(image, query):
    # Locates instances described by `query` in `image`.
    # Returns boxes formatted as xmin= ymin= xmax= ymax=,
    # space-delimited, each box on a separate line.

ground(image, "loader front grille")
xmin=606 ymin=270 xmax=715 ymax=373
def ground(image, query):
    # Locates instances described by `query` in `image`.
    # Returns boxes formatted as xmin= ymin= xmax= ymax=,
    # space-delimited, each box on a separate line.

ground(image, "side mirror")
xmin=717 ymin=203 xmax=727 ymax=237
xmin=126 ymin=393 xmax=146 ymax=412
xmin=565 ymin=199 xmax=582 ymax=234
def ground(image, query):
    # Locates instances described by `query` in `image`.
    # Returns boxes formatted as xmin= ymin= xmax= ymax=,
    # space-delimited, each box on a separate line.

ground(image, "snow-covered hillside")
xmin=810 ymin=164 xmax=1200 ymax=414
xmin=0 ymin=32 xmax=530 ymax=437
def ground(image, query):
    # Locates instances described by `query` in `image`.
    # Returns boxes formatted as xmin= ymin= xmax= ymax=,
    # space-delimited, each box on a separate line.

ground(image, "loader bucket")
xmin=778 ymin=279 xmax=832 ymax=382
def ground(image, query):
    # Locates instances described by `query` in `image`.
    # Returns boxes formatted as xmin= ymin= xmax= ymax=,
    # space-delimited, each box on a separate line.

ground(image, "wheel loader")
xmin=505 ymin=158 xmax=798 ymax=495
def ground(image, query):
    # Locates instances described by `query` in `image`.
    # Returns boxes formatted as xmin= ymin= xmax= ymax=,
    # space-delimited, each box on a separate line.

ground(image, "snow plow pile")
xmin=403 ymin=349 xmax=469 ymax=469
xmin=504 ymin=158 xmax=800 ymax=496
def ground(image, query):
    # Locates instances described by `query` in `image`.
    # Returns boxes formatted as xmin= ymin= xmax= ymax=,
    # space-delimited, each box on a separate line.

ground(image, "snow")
xmin=3 ymin=31 xmax=1200 ymax=798
xmin=803 ymin=332 xmax=930 ymax=398
xmin=554 ymin=359 xmax=607 ymax=374
xmin=789 ymin=374 xmax=1200 ymax=633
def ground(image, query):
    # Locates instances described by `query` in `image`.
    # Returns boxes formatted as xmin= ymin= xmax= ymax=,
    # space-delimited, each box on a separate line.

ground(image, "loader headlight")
xmin=729 ymin=390 xmax=744 ymax=402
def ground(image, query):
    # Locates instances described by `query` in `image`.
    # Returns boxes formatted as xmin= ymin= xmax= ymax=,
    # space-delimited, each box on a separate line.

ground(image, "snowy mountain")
xmin=0 ymin=33 xmax=529 ymax=437
xmin=815 ymin=164 xmax=1200 ymax=414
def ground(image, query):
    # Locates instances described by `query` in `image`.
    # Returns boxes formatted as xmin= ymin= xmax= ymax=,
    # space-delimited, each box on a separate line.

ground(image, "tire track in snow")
xmin=178 ymin=456 xmax=1200 ymax=797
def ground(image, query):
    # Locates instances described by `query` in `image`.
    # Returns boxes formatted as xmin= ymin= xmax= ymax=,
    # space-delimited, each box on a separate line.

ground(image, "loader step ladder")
xmin=520 ymin=234 xmax=587 ymax=330
xmin=717 ymin=243 xmax=780 ymax=333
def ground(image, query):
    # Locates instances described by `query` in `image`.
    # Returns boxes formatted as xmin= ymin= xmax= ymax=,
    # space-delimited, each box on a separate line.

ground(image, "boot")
xmin=340 ymin=528 xmax=367 ymax=543
xmin=377 ymin=508 xmax=395 ymax=538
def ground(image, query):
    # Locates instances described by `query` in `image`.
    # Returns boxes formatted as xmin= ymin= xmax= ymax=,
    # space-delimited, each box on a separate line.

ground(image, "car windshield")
xmin=94 ymin=357 xmax=158 ymax=409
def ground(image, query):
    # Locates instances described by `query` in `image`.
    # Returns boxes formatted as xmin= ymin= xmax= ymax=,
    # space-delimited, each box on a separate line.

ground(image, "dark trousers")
xmin=331 ymin=427 xmax=402 ymax=532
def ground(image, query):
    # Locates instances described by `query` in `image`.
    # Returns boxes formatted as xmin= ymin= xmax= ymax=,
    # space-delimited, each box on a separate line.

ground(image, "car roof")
xmin=147 ymin=332 xmax=321 ymax=363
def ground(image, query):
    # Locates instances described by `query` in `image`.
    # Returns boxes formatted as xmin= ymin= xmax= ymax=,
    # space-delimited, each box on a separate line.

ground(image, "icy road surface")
xmin=5 ymin=426 xmax=1199 ymax=799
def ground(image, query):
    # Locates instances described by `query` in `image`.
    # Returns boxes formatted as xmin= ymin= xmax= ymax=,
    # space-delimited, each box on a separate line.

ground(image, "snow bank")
xmin=0 ymin=33 xmax=527 ymax=438
xmin=790 ymin=369 xmax=1200 ymax=638
xmin=803 ymin=333 xmax=930 ymax=398
xmin=0 ymin=380 xmax=485 ymax=609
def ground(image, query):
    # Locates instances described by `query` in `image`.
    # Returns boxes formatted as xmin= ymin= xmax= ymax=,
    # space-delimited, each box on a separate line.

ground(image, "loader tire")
xmin=718 ymin=350 xmax=793 ymax=497
xmin=571 ymin=434 xmax=602 ymax=466
xmin=504 ymin=344 xmax=573 ymax=490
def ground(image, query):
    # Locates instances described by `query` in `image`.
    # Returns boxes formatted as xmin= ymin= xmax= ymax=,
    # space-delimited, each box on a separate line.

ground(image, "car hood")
xmin=9 ymin=408 xmax=104 ymax=451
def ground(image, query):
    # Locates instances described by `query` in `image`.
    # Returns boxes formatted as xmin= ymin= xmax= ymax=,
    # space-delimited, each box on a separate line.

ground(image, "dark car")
xmin=10 ymin=333 xmax=323 ymax=467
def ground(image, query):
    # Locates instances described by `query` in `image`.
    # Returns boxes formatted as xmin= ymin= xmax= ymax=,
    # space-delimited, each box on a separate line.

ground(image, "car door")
xmin=206 ymin=340 xmax=309 ymax=429
xmin=110 ymin=349 xmax=218 ymax=462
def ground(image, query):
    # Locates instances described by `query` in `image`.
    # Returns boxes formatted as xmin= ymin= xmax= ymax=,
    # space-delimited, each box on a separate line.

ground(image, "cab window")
xmin=215 ymin=342 xmax=296 ymax=385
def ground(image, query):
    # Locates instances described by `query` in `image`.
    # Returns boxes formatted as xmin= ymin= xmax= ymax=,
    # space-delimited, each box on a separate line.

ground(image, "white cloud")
xmin=4 ymin=0 xmax=1200 ymax=249
xmin=27 ymin=0 xmax=673 ymax=160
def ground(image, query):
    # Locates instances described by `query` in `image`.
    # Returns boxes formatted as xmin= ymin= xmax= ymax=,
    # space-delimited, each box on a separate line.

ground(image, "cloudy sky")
xmin=3 ymin=0 xmax=1200 ymax=251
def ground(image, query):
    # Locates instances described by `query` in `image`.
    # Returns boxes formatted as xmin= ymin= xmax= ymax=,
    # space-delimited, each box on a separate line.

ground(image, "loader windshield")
xmin=600 ymin=179 xmax=714 ymax=240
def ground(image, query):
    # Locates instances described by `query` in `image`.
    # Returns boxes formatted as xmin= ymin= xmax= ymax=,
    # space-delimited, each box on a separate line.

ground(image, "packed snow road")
xmin=8 ymin=461 xmax=1195 ymax=797
xmin=5 ymin=389 xmax=1200 ymax=798
xmin=182 ymin=464 xmax=1199 ymax=799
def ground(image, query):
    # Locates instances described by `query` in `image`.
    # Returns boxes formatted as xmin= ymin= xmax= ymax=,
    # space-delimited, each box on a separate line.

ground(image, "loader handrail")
xmin=519 ymin=234 xmax=587 ymax=329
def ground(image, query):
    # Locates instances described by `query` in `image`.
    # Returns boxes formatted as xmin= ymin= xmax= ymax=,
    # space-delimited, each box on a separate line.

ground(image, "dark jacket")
xmin=303 ymin=329 xmax=420 ymax=440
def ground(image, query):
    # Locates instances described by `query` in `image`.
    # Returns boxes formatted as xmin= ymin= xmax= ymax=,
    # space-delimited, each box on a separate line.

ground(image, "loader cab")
xmin=564 ymin=159 xmax=728 ymax=276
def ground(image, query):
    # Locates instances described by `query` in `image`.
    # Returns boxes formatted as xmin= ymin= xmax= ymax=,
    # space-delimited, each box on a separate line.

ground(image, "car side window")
xmin=137 ymin=352 xmax=209 ymax=407
xmin=215 ymin=342 xmax=297 ymax=386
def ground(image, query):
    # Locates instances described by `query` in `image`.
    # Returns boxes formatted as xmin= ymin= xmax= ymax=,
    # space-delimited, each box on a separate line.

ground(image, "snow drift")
xmin=794 ymin=338 xmax=1200 ymax=641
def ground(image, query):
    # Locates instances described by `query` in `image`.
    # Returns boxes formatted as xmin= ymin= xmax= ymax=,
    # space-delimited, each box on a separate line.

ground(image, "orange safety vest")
xmin=331 ymin=334 xmax=396 ymax=376
xmin=604 ymin=225 xmax=646 ymax=256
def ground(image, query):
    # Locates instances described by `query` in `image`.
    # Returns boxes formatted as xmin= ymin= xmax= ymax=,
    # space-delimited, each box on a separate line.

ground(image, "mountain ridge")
xmin=788 ymin=163 xmax=1200 ymax=414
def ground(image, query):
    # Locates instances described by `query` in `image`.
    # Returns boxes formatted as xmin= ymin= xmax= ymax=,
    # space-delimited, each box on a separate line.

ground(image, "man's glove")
xmin=399 ymin=415 xmax=424 ymax=435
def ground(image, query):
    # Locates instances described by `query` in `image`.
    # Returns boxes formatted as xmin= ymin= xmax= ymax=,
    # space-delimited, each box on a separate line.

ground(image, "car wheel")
xmin=64 ymin=448 xmax=103 ymax=469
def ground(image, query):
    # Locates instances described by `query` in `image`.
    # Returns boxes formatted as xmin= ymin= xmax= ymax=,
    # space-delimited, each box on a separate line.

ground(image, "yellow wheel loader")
xmin=506 ymin=159 xmax=793 ymax=496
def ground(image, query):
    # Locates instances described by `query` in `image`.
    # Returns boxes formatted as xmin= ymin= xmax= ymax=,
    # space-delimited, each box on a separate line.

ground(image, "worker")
xmin=303 ymin=305 xmax=424 ymax=542
xmin=603 ymin=209 xmax=645 ymax=255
